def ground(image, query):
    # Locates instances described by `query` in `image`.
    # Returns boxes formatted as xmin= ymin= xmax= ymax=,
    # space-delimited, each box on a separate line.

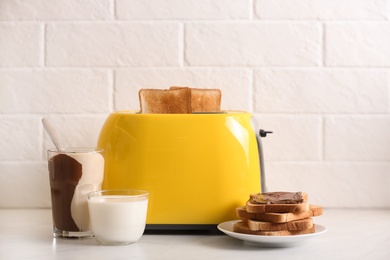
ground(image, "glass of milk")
xmin=87 ymin=189 xmax=149 ymax=245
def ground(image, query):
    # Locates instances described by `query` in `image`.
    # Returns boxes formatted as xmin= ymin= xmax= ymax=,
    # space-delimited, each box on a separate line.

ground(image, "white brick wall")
xmin=0 ymin=0 xmax=389 ymax=208
xmin=186 ymin=22 xmax=322 ymax=66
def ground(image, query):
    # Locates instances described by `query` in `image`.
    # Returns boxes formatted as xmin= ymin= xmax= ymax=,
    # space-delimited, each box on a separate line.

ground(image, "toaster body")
xmin=97 ymin=111 xmax=261 ymax=229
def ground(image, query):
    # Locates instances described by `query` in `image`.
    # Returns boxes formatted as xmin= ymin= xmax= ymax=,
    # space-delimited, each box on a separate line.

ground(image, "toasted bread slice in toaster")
xmin=170 ymin=86 xmax=221 ymax=112
xmin=139 ymin=88 xmax=192 ymax=114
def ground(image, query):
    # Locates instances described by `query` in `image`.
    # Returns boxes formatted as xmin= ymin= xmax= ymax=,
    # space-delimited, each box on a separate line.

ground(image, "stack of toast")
xmin=234 ymin=192 xmax=323 ymax=236
xmin=138 ymin=87 xmax=221 ymax=113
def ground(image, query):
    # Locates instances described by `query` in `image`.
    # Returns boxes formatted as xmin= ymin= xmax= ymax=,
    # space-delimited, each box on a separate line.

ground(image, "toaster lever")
xmin=259 ymin=129 xmax=273 ymax=137
xmin=257 ymin=129 xmax=272 ymax=193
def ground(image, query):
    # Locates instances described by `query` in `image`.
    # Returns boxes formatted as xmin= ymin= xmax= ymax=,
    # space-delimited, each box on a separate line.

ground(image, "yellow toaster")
xmin=97 ymin=111 xmax=263 ymax=231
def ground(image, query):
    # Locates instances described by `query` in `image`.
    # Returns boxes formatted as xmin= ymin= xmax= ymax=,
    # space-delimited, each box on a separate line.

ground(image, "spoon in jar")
xmin=42 ymin=118 xmax=63 ymax=152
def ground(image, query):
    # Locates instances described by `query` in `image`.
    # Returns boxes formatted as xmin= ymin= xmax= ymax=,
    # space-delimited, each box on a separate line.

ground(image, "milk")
xmin=88 ymin=195 xmax=148 ymax=245
xmin=70 ymin=152 xmax=104 ymax=232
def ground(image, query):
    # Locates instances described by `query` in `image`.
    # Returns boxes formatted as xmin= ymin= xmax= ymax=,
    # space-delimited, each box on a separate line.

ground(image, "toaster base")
xmin=144 ymin=224 xmax=222 ymax=235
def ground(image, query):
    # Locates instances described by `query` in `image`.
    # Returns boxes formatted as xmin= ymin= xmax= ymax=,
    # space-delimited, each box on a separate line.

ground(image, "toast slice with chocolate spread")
xmin=246 ymin=192 xmax=309 ymax=214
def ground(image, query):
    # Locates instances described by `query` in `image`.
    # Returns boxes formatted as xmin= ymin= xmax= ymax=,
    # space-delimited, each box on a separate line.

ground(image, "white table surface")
xmin=0 ymin=208 xmax=389 ymax=260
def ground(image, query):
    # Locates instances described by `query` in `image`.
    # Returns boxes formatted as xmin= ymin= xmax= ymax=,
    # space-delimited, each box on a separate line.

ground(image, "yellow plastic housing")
xmin=97 ymin=111 xmax=261 ymax=225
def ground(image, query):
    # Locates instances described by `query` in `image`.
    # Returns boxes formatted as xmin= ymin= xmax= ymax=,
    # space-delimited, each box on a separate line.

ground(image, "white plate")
xmin=217 ymin=220 xmax=327 ymax=247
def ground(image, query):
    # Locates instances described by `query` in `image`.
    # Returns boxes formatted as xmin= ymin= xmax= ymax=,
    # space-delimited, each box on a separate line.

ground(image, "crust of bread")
xmin=247 ymin=218 xmax=313 ymax=231
xmin=237 ymin=204 xmax=323 ymax=223
xmin=170 ymin=86 xmax=221 ymax=112
xmin=246 ymin=201 xmax=310 ymax=214
xmin=233 ymin=221 xmax=316 ymax=236
xmin=139 ymin=88 xmax=191 ymax=114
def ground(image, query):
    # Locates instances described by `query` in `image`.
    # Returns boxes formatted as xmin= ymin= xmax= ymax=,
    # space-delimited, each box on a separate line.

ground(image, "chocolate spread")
xmin=49 ymin=154 xmax=82 ymax=231
xmin=252 ymin=192 xmax=304 ymax=204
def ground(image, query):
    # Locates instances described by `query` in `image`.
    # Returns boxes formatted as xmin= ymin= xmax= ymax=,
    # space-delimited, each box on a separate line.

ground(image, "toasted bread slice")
xmin=139 ymin=88 xmax=191 ymax=114
xmin=233 ymin=221 xmax=316 ymax=236
xmin=247 ymin=218 xmax=313 ymax=231
xmin=246 ymin=191 xmax=309 ymax=214
xmin=237 ymin=204 xmax=323 ymax=223
xmin=170 ymin=86 xmax=221 ymax=112
xmin=189 ymin=88 xmax=221 ymax=112
xmin=246 ymin=201 xmax=310 ymax=214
